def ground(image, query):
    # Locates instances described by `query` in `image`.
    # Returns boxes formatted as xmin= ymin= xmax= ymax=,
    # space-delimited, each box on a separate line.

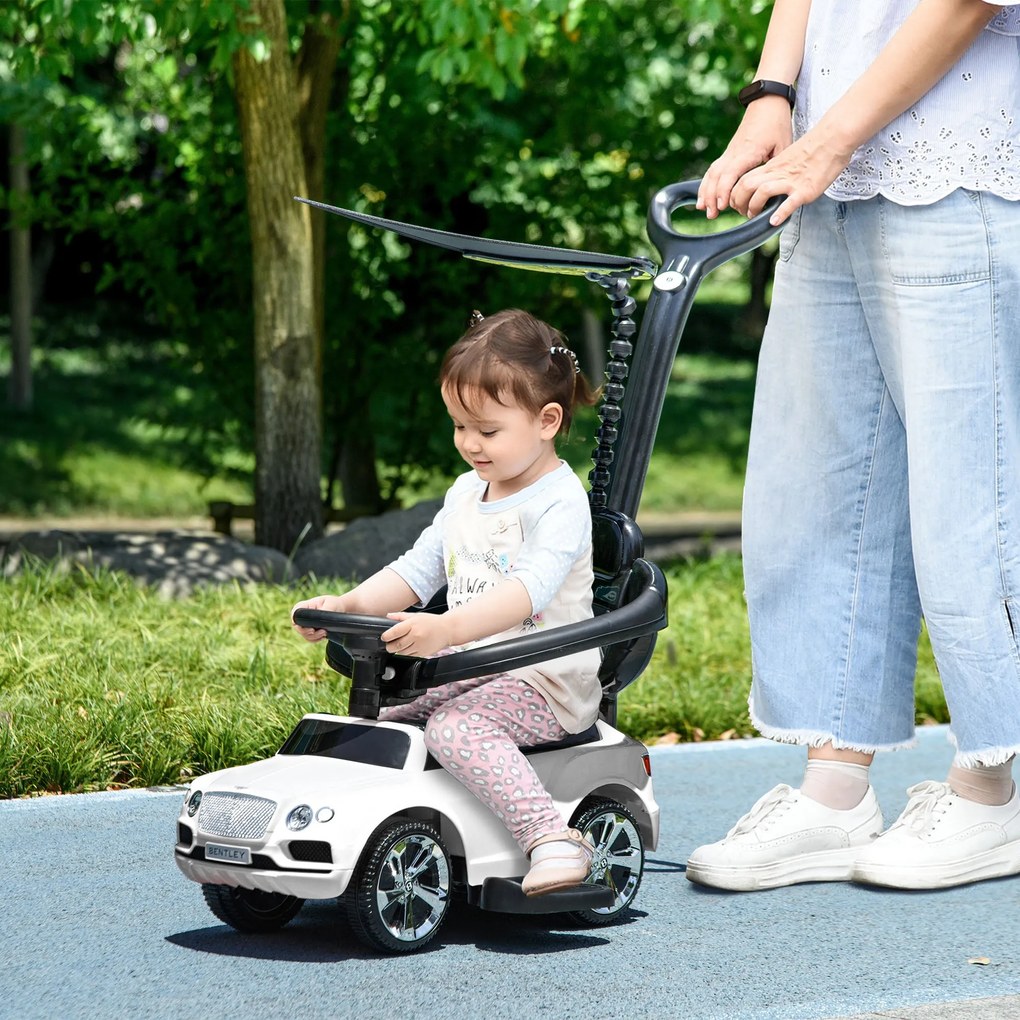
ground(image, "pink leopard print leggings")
xmin=380 ymin=673 xmax=570 ymax=852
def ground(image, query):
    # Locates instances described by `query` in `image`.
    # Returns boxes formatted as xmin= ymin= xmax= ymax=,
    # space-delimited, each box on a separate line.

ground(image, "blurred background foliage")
xmin=0 ymin=0 xmax=772 ymax=519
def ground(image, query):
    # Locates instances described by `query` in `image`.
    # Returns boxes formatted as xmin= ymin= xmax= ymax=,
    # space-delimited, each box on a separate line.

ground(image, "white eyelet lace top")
xmin=796 ymin=2 xmax=1020 ymax=204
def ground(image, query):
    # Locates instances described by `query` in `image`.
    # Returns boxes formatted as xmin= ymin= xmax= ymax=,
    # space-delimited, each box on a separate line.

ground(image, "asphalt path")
xmin=4 ymin=724 xmax=1020 ymax=1020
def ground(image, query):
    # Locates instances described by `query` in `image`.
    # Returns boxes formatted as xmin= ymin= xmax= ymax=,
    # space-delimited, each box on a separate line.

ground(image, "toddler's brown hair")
xmin=439 ymin=309 xmax=600 ymax=435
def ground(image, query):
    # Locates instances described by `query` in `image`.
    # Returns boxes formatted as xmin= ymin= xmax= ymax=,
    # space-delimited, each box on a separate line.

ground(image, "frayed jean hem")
xmin=948 ymin=735 xmax=1020 ymax=769
xmin=749 ymin=702 xmax=917 ymax=756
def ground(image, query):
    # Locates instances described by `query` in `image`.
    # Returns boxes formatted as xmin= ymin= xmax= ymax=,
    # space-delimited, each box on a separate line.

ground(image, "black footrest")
xmin=478 ymin=877 xmax=616 ymax=914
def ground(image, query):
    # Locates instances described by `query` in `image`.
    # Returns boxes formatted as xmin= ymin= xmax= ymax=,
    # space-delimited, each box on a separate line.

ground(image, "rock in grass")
xmin=291 ymin=499 xmax=443 ymax=583
xmin=2 ymin=529 xmax=292 ymax=598
xmin=0 ymin=499 xmax=445 ymax=595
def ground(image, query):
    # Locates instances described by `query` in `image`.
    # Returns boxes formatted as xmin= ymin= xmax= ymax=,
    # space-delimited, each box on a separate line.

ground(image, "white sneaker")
xmin=852 ymin=780 xmax=1020 ymax=890
xmin=685 ymin=783 xmax=884 ymax=891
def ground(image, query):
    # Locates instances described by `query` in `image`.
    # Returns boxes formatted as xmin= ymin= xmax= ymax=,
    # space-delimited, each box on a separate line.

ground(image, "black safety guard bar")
xmin=292 ymin=557 xmax=666 ymax=718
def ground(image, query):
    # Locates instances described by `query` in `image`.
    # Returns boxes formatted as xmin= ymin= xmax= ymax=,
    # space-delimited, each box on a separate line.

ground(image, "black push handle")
xmin=647 ymin=178 xmax=786 ymax=273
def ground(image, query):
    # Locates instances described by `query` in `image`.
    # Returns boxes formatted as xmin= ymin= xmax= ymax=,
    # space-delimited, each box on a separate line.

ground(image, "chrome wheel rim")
xmin=375 ymin=833 xmax=451 ymax=942
xmin=581 ymin=810 xmax=643 ymax=914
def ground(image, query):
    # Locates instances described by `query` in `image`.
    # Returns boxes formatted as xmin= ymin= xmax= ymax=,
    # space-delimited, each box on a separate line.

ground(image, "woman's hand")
xmin=291 ymin=594 xmax=350 ymax=642
xmin=729 ymin=122 xmax=854 ymax=225
xmin=697 ymin=98 xmax=794 ymax=220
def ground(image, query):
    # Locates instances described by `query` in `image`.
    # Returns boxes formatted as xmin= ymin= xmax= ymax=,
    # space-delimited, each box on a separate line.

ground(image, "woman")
xmin=687 ymin=0 xmax=1020 ymax=892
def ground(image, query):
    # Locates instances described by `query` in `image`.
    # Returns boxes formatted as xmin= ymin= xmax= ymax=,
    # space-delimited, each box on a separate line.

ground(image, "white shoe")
xmin=852 ymin=780 xmax=1020 ymax=890
xmin=521 ymin=828 xmax=594 ymax=897
xmin=685 ymin=783 xmax=884 ymax=891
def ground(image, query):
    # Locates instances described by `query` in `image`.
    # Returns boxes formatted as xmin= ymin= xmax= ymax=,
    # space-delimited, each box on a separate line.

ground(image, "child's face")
xmin=442 ymin=385 xmax=563 ymax=501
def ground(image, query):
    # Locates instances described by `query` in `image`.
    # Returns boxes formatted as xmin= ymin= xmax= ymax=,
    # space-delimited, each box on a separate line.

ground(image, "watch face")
xmin=738 ymin=82 xmax=764 ymax=105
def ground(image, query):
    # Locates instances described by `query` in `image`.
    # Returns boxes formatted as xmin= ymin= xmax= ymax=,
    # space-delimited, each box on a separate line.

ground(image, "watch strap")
xmin=738 ymin=79 xmax=796 ymax=109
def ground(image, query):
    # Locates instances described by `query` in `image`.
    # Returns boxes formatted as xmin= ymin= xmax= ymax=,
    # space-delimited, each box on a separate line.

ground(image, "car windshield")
xmin=278 ymin=718 xmax=411 ymax=769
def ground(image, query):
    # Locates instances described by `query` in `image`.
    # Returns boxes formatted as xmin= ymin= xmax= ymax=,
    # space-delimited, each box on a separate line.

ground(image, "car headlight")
xmin=186 ymin=790 xmax=202 ymax=817
xmin=286 ymin=805 xmax=313 ymax=831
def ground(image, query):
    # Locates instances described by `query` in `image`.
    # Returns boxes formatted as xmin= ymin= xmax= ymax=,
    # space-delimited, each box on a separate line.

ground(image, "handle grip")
xmin=646 ymin=179 xmax=786 ymax=271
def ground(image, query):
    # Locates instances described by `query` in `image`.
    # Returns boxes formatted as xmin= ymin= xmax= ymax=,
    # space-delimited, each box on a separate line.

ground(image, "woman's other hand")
xmin=697 ymin=98 xmax=794 ymax=220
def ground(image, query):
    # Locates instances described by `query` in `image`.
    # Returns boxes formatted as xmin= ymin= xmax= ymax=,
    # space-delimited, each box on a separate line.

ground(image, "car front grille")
xmin=197 ymin=792 xmax=277 ymax=840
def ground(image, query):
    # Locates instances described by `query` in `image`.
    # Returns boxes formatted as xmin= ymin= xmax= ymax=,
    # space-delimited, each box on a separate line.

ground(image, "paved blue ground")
xmin=3 ymin=724 xmax=1019 ymax=1020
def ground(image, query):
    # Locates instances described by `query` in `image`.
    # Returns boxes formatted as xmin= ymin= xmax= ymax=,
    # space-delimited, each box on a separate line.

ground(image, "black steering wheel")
xmin=292 ymin=608 xmax=393 ymax=645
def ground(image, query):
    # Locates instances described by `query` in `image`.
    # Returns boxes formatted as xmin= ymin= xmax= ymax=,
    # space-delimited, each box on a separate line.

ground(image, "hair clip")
xmin=550 ymin=345 xmax=580 ymax=374
xmin=468 ymin=310 xmax=485 ymax=327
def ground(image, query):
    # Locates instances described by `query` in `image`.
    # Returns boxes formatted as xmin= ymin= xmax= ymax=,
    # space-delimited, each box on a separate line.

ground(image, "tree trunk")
xmin=294 ymin=5 xmax=380 ymax=515
xmin=296 ymin=5 xmax=345 ymax=378
xmin=338 ymin=398 xmax=383 ymax=513
xmin=8 ymin=122 xmax=32 ymax=411
xmin=234 ymin=0 xmax=323 ymax=552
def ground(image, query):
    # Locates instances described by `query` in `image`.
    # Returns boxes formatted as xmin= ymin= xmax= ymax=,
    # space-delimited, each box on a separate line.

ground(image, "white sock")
xmin=800 ymin=759 xmax=871 ymax=810
xmin=947 ymin=760 xmax=1014 ymax=806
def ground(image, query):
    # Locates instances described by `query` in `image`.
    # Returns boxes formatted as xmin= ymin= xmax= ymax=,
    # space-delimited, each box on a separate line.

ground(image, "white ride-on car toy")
xmin=174 ymin=180 xmax=781 ymax=953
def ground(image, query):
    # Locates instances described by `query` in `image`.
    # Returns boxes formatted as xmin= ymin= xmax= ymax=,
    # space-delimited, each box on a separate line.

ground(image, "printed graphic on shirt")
xmin=446 ymin=539 xmax=516 ymax=607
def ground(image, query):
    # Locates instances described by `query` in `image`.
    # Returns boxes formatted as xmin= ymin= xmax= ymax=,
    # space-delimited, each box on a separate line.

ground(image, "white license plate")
xmin=205 ymin=842 xmax=252 ymax=865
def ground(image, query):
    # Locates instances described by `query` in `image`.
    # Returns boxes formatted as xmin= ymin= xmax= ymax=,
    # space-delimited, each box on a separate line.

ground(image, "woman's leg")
xmin=847 ymin=192 xmax=1020 ymax=889
xmin=851 ymin=192 xmax=1020 ymax=765
xmin=742 ymin=197 xmax=921 ymax=753
xmin=687 ymin=197 xmax=897 ymax=890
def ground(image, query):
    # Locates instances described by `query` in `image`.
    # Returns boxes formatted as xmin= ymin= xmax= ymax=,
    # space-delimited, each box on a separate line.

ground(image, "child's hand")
xmin=291 ymin=594 xmax=349 ymax=642
xmin=381 ymin=613 xmax=452 ymax=658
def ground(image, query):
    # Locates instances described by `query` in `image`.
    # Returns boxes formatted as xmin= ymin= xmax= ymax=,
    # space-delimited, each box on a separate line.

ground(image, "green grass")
xmin=0 ymin=295 xmax=948 ymax=797
xmin=0 ymin=558 xmax=949 ymax=798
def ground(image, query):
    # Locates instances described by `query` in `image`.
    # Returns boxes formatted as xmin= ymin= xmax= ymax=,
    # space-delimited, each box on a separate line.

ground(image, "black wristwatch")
xmin=738 ymin=79 xmax=797 ymax=109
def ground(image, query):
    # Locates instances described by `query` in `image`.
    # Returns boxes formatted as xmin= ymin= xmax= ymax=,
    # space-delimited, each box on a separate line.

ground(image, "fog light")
xmin=186 ymin=790 xmax=202 ymax=817
xmin=286 ymin=805 xmax=313 ymax=831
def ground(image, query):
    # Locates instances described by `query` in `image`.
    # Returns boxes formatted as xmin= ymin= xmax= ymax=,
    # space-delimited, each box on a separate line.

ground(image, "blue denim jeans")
xmin=743 ymin=191 xmax=1020 ymax=766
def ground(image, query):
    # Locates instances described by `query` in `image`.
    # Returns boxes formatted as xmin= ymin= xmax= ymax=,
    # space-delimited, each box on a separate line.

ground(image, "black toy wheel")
xmin=568 ymin=798 xmax=644 ymax=925
xmin=345 ymin=819 xmax=452 ymax=954
xmin=201 ymin=883 xmax=304 ymax=932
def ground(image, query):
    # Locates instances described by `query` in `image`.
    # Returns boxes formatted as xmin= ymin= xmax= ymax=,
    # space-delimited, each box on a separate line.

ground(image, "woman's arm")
xmin=697 ymin=0 xmax=811 ymax=219
xmin=734 ymin=0 xmax=1006 ymax=224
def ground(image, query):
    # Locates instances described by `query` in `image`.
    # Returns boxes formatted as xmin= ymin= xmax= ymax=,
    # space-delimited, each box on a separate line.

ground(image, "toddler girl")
xmin=292 ymin=308 xmax=602 ymax=896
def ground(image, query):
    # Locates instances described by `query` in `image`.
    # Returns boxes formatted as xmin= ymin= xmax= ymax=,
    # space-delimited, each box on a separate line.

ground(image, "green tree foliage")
xmin=1 ymin=0 xmax=771 ymax=515
xmin=319 ymin=0 xmax=771 ymax=504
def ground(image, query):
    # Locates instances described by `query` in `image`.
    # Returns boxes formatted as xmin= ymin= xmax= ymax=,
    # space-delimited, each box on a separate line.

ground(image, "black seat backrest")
xmin=591 ymin=508 xmax=661 ymax=723
xmin=591 ymin=509 xmax=646 ymax=614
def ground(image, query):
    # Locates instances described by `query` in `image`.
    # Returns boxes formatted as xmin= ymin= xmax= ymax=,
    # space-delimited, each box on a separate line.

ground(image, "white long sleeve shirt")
xmin=798 ymin=2 xmax=1020 ymax=203
xmin=389 ymin=463 xmax=602 ymax=733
